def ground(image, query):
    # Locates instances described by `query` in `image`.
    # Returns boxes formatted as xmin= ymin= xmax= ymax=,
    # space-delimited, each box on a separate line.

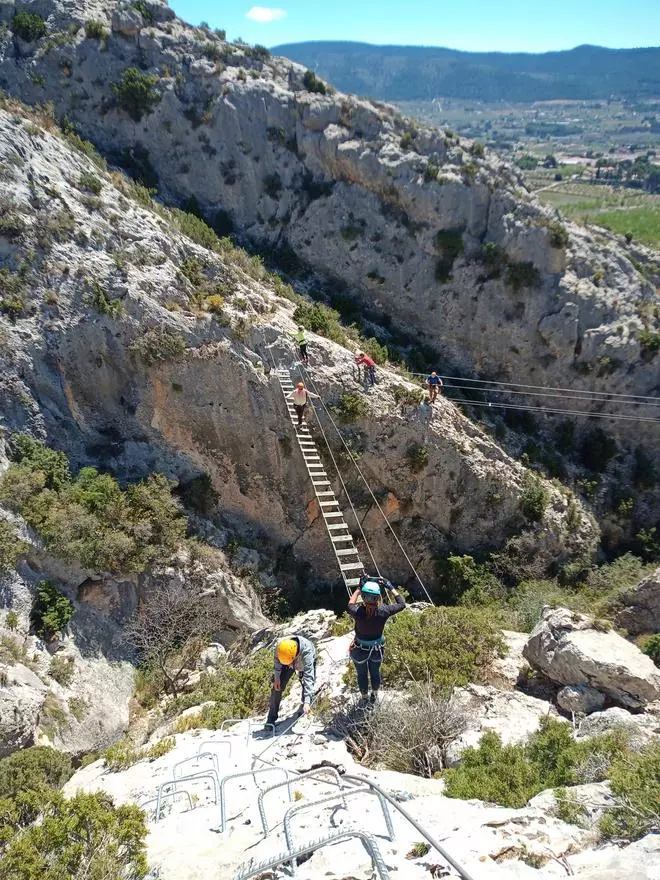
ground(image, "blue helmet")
xmin=360 ymin=580 xmax=381 ymax=602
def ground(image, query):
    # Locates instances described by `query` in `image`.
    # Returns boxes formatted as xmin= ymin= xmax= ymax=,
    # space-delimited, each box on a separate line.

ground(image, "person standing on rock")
xmin=355 ymin=352 xmax=376 ymax=387
xmin=295 ymin=326 xmax=309 ymax=365
xmin=427 ymin=371 xmax=443 ymax=404
xmin=286 ymin=382 xmax=319 ymax=429
xmin=266 ymin=636 xmax=317 ymax=727
xmin=346 ymin=576 xmax=406 ymax=705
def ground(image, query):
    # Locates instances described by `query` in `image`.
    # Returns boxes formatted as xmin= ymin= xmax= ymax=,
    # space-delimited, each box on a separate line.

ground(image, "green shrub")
xmin=470 ymin=142 xmax=485 ymax=157
xmin=112 ymin=67 xmax=161 ymax=122
xmin=103 ymin=736 xmax=175 ymax=772
xmin=30 ymin=581 xmax=74 ymax=641
xmin=85 ymin=19 xmax=107 ymax=40
xmin=335 ymin=392 xmax=368 ymax=423
xmin=392 ymin=384 xmax=424 ymax=406
xmin=443 ymin=716 xmax=627 ymax=808
xmin=5 ymin=610 xmax=19 ymax=631
xmin=0 ymin=520 xmax=28 ymax=573
xmin=519 ymin=473 xmax=549 ymax=522
xmin=435 ymin=554 xmax=500 ymax=606
xmin=12 ymin=11 xmax=47 ymax=41
xmin=302 ymin=69 xmax=327 ymax=95
xmin=292 ymin=302 xmax=346 ymax=345
xmin=48 ymin=655 xmax=75 ymax=687
xmin=0 ymin=633 xmax=28 ymax=665
xmin=132 ymin=0 xmax=154 ymax=22
xmin=263 ymin=172 xmax=282 ymax=199
xmin=546 ymin=220 xmax=569 ymax=249
xmin=85 ymin=279 xmax=124 ymax=317
xmin=0 ymin=269 xmax=26 ymax=320
xmin=642 ymin=634 xmax=660 ymax=667
xmin=0 ymin=198 xmax=26 ymax=240
xmin=480 ymin=241 xmax=508 ymax=279
xmin=434 ymin=228 xmax=464 ymax=283
xmin=361 ymin=337 xmax=388 ymax=365
xmin=600 ymin=742 xmax=660 ymax=841
xmin=68 ymin=696 xmax=88 ymax=722
xmin=331 ymin=612 xmax=354 ymax=636
xmin=506 ymin=261 xmax=541 ymax=292
xmin=638 ymin=329 xmax=660 ymax=358
xmin=179 ymin=474 xmax=218 ymax=516
xmin=462 ymin=161 xmax=478 ymax=182
xmin=8 ymin=434 xmax=70 ymax=490
xmin=400 ymin=128 xmax=418 ymax=151
xmin=168 ymin=648 xmax=275 ymax=728
xmin=170 ymin=207 xmax=220 ymax=250
xmin=78 ymin=172 xmax=103 ymax=195
xmin=580 ymin=427 xmax=617 ymax=472
xmin=0 ymin=439 xmax=187 ymax=576
xmin=379 ymin=606 xmax=505 ymax=689
xmin=0 ymin=791 xmax=148 ymax=880
xmin=129 ymin=326 xmax=187 ymax=364
xmin=406 ymin=443 xmax=428 ymax=472
xmin=0 ymin=746 xmax=72 ymax=826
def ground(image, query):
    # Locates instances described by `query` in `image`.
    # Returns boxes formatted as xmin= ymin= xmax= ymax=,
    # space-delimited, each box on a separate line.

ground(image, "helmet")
xmin=298 ymin=325 xmax=304 ymax=331
xmin=276 ymin=638 xmax=298 ymax=666
xmin=360 ymin=581 xmax=381 ymax=603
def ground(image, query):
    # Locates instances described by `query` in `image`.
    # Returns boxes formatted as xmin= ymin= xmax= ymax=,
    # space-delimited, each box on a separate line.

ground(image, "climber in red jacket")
xmin=355 ymin=352 xmax=376 ymax=387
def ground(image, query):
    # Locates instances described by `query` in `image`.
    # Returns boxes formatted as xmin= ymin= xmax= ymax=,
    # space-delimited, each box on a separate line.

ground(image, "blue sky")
xmin=169 ymin=0 xmax=659 ymax=52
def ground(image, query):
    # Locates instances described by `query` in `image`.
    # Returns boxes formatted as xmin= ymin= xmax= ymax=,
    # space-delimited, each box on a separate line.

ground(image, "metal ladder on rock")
xmin=275 ymin=367 xmax=365 ymax=592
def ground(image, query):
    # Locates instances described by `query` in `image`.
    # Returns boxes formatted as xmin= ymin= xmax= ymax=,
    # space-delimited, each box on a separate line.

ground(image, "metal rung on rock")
xmin=340 ymin=562 xmax=364 ymax=571
xmin=331 ymin=535 xmax=353 ymax=542
xmin=327 ymin=524 xmax=350 ymax=531
xmin=345 ymin=578 xmax=362 ymax=587
xmin=336 ymin=548 xmax=359 ymax=556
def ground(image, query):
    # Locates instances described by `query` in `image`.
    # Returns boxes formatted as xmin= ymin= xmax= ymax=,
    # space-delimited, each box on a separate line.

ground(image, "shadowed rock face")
xmin=0 ymin=0 xmax=657 ymax=467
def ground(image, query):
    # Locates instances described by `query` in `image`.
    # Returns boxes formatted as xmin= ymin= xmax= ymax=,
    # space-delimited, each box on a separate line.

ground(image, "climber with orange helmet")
xmin=347 ymin=575 xmax=405 ymax=704
xmin=286 ymin=381 xmax=319 ymax=429
xmin=266 ymin=635 xmax=317 ymax=727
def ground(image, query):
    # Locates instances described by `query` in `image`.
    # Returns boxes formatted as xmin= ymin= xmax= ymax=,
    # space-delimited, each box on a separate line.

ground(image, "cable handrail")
xmin=406 ymin=371 xmax=660 ymax=404
xmin=302 ymin=365 xmax=435 ymax=605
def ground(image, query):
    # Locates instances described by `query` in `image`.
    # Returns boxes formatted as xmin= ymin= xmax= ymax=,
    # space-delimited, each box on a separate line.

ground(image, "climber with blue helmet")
xmin=346 ymin=575 xmax=405 ymax=704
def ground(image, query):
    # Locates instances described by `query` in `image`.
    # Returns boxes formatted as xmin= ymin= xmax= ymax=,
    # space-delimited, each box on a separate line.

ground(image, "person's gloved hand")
xmin=302 ymin=703 xmax=310 ymax=715
xmin=273 ymin=677 xmax=281 ymax=691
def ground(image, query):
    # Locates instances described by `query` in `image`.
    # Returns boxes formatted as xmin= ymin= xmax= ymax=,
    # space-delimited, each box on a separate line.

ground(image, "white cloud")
xmin=245 ymin=6 xmax=287 ymax=23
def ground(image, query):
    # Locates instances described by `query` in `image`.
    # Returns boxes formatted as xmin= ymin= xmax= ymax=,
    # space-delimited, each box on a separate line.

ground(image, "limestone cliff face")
xmin=0 ymin=104 xmax=597 ymax=596
xmin=0 ymin=0 xmax=657 ymax=459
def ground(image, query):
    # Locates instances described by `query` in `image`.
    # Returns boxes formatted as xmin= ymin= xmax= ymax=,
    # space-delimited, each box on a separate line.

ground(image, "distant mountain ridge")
xmin=271 ymin=41 xmax=660 ymax=102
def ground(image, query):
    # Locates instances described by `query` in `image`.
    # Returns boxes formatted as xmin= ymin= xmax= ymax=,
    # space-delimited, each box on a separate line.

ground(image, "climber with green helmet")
xmin=295 ymin=326 xmax=309 ymax=365
xmin=346 ymin=576 xmax=406 ymax=704
xmin=266 ymin=635 xmax=317 ymax=727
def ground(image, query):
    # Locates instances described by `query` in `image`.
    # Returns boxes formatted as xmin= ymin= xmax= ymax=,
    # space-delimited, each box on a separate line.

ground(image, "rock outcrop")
xmin=0 ymin=0 xmax=657 ymax=469
xmin=523 ymin=607 xmax=660 ymax=710
xmin=616 ymin=566 xmax=660 ymax=636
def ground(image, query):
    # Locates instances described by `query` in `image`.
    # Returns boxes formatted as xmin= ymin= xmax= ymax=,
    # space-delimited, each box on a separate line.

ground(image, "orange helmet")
xmin=276 ymin=638 xmax=298 ymax=666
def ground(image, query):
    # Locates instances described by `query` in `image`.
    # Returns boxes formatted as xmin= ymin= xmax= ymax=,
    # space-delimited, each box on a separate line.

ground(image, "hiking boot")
xmin=369 ymin=691 xmax=379 ymax=704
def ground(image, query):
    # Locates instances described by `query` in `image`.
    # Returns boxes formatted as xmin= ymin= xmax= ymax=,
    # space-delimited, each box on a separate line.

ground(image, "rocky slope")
xmin=0 ymin=0 xmax=657 ymax=468
xmin=59 ymin=608 xmax=660 ymax=880
xmin=0 ymin=99 xmax=597 ymax=596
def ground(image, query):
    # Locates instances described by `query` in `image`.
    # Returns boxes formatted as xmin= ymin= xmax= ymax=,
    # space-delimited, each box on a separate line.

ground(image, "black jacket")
xmin=346 ymin=593 xmax=405 ymax=641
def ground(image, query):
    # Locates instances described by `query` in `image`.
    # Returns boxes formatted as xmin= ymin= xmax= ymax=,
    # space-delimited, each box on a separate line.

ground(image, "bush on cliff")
xmin=443 ymin=716 xmax=628 ymax=809
xmin=0 ymin=747 xmax=148 ymax=878
xmin=0 ymin=436 xmax=186 ymax=574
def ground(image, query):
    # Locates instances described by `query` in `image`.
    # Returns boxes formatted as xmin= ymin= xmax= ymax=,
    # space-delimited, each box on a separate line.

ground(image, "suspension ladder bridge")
xmin=275 ymin=366 xmax=365 ymax=593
